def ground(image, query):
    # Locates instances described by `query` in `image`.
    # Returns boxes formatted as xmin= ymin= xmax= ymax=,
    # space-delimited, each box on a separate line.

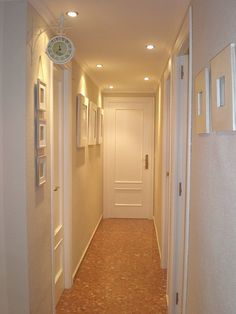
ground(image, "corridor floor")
xmin=56 ymin=219 xmax=167 ymax=314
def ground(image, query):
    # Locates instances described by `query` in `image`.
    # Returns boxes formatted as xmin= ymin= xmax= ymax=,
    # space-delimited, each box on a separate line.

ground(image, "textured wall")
xmin=26 ymin=5 xmax=53 ymax=314
xmin=1 ymin=1 xmax=30 ymax=313
xmin=187 ymin=1 xmax=236 ymax=313
xmin=72 ymin=61 xmax=103 ymax=276
xmin=0 ymin=2 xmax=8 ymax=313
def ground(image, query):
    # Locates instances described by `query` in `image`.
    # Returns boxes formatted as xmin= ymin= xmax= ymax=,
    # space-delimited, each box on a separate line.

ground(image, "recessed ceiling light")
xmin=109 ymin=85 xmax=114 ymax=89
xmin=96 ymin=64 xmax=103 ymax=68
xmin=144 ymin=77 xmax=150 ymax=81
xmin=146 ymin=44 xmax=155 ymax=50
xmin=66 ymin=11 xmax=79 ymax=18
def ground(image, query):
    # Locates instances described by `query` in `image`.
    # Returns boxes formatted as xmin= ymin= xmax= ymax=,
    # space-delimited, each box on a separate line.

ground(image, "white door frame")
xmin=50 ymin=63 xmax=73 ymax=312
xmin=161 ymin=64 xmax=171 ymax=269
xmin=167 ymin=7 xmax=192 ymax=314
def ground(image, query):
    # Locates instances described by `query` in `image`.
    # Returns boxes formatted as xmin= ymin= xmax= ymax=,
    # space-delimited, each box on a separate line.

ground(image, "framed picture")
xmin=37 ymin=119 xmax=47 ymax=148
xmin=97 ymin=107 xmax=104 ymax=144
xmin=88 ymin=101 xmax=98 ymax=145
xmin=37 ymin=155 xmax=47 ymax=186
xmin=36 ymin=79 xmax=46 ymax=111
xmin=210 ymin=43 xmax=236 ymax=131
xmin=194 ymin=67 xmax=210 ymax=134
xmin=77 ymin=94 xmax=89 ymax=148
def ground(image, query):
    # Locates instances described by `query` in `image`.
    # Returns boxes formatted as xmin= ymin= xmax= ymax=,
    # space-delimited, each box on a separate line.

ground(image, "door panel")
xmin=104 ymin=97 xmax=154 ymax=219
xmin=53 ymin=65 xmax=64 ymax=305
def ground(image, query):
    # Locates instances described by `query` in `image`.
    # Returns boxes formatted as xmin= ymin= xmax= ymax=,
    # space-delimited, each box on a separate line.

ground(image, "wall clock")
xmin=46 ymin=35 xmax=75 ymax=64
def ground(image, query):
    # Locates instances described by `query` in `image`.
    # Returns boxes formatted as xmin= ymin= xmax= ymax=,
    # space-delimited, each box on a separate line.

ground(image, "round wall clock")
xmin=46 ymin=35 xmax=75 ymax=64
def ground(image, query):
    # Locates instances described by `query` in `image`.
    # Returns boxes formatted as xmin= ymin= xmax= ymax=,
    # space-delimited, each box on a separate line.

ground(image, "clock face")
xmin=46 ymin=36 xmax=75 ymax=64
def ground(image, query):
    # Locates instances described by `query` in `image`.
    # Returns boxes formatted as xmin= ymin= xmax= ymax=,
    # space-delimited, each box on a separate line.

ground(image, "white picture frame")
xmin=88 ymin=101 xmax=98 ymax=145
xmin=37 ymin=119 xmax=47 ymax=148
xmin=97 ymin=107 xmax=104 ymax=144
xmin=210 ymin=43 xmax=236 ymax=131
xmin=36 ymin=79 xmax=46 ymax=111
xmin=194 ymin=67 xmax=210 ymax=134
xmin=76 ymin=94 xmax=89 ymax=148
xmin=37 ymin=155 xmax=46 ymax=186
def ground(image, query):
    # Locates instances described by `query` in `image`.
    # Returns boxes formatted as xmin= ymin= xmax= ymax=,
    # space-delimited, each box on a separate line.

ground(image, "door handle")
xmin=145 ymin=154 xmax=149 ymax=170
xmin=53 ymin=186 xmax=60 ymax=192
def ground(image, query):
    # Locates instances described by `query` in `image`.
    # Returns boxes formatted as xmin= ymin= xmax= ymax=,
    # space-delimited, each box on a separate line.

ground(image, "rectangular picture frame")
xmin=88 ymin=101 xmax=98 ymax=145
xmin=37 ymin=119 xmax=47 ymax=149
xmin=77 ymin=94 xmax=89 ymax=148
xmin=194 ymin=67 xmax=210 ymax=134
xmin=36 ymin=79 xmax=47 ymax=111
xmin=37 ymin=155 xmax=47 ymax=186
xmin=97 ymin=107 xmax=104 ymax=144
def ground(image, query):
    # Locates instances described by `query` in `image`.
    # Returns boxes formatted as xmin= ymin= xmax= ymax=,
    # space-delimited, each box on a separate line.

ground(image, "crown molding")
xmin=28 ymin=0 xmax=56 ymax=25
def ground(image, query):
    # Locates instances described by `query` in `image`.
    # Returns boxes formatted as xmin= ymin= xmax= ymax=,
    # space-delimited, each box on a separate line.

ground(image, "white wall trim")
xmin=72 ymin=215 xmax=103 ymax=280
xmin=153 ymin=216 xmax=162 ymax=260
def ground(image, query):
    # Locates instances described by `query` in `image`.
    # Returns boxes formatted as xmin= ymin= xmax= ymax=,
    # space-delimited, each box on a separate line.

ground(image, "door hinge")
xmin=176 ymin=292 xmax=179 ymax=305
xmin=178 ymin=182 xmax=182 ymax=196
xmin=180 ymin=65 xmax=184 ymax=79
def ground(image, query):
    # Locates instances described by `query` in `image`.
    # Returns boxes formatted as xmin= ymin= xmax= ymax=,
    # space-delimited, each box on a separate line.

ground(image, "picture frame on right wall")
xmin=210 ymin=43 xmax=236 ymax=132
xmin=194 ymin=67 xmax=210 ymax=134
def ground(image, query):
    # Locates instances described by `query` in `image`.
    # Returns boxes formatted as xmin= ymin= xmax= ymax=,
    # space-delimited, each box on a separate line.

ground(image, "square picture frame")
xmin=97 ymin=107 xmax=104 ymax=144
xmin=37 ymin=155 xmax=47 ymax=186
xmin=88 ymin=101 xmax=98 ymax=145
xmin=76 ymin=94 xmax=89 ymax=148
xmin=37 ymin=119 xmax=47 ymax=148
xmin=36 ymin=79 xmax=47 ymax=111
xmin=194 ymin=67 xmax=210 ymax=134
xmin=210 ymin=43 xmax=236 ymax=131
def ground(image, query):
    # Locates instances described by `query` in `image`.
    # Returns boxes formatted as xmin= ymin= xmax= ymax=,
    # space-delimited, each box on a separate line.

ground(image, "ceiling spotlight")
xmin=146 ymin=44 xmax=155 ymax=50
xmin=144 ymin=77 xmax=150 ymax=81
xmin=109 ymin=85 xmax=114 ymax=89
xmin=96 ymin=64 xmax=103 ymax=68
xmin=66 ymin=11 xmax=79 ymax=18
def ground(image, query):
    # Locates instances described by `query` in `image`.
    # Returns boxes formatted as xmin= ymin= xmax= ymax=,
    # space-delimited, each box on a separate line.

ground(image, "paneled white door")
xmin=52 ymin=65 xmax=64 ymax=305
xmin=103 ymin=97 xmax=154 ymax=218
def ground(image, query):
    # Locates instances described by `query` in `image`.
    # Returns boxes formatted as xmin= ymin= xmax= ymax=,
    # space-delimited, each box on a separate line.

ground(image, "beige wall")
xmin=153 ymin=82 xmax=163 ymax=253
xmin=71 ymin=61 xmax=103 ymax=276
xmin=26 ymin=4 xmax=53 ymax=314
xmin=0 ymin=2 xmax=8 ymax=313
xmin=187 ymin=1 xmax=236 ymax=313
xmin=1 ymin=1 xmax=30 ymax=313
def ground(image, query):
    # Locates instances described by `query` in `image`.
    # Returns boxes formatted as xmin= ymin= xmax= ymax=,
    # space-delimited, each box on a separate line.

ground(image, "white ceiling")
xmin=33 ymin=0 xmax=190 ymax=93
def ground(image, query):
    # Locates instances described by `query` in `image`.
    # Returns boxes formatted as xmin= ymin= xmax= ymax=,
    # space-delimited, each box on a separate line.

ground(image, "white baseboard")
xmin=72 ymin=214 xmax=103 ymax=280
xmin=153 ymin=216 xmax=162 ymax=260
xmin=166 ymin=294 xmax=169 ymax=308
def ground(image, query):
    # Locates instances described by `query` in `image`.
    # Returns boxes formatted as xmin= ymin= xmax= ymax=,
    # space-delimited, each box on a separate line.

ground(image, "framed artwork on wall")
xmin=37 ymin=155 xmax=47 ymax=186
xmin=194 ymin=67 xmax=210 ymax=134
xmin=76 ymin=94 xmax=89 ymax=148
xmin=210 ymin=43 xmax=236 ymax=132
xmin=37 ymin=119 xmax=47 ymax=148
xmin=97 ymin=107 xmax=104 ymax=144
xmin=36 ymin=79 xmax=47 ymax=111
xmin=88 ymin=101 xmax=98 ymax=145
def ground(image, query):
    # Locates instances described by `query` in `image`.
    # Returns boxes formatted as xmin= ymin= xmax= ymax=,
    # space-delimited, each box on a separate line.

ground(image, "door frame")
xmin=103 ymin=96 xmax=155 ymax=219
xmin=161 ymin=64 xmax=171 ymax=269
xmin=167 ymin=7 xmax=192 ymax=314
xmin=50 ymin=63 xmax=73 ymax=312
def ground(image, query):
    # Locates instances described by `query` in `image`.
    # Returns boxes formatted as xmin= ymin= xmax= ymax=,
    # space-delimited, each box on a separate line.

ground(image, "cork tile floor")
xmin=56 ymin=219 xmax=167 ymax=314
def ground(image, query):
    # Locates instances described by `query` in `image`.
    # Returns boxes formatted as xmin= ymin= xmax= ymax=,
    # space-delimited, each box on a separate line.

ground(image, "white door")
xmin=103 ymin=97 xmax=154 ymax=219
xmin=52 ymin=65 xmax=64 ymax=305
xmin=168 ymin=55 xmax=189 ymax=314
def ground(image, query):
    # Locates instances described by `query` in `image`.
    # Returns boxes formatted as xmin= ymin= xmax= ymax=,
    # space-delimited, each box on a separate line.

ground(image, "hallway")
xmin=56 ymin=219 xmax=167 ymax=314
